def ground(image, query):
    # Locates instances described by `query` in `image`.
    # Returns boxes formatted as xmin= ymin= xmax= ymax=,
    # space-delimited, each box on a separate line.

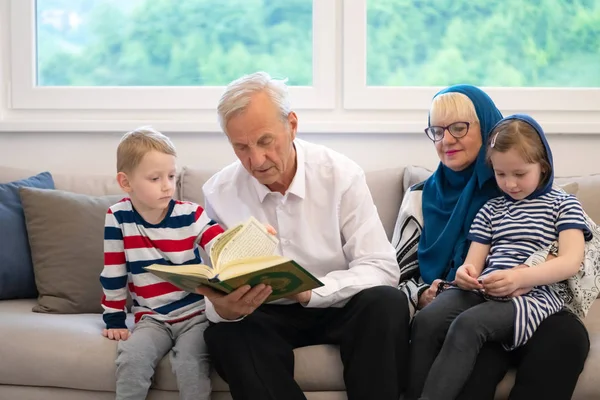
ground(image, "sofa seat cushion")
xmin=0 ymin=300 xmax=345 ymax=392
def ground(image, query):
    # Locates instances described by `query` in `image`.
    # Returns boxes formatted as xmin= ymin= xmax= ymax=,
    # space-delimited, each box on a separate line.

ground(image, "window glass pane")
xmin=36 ymin=0 xmax=313 ymax=86
xmin=367 ymin=0 xmax=600 ymax=87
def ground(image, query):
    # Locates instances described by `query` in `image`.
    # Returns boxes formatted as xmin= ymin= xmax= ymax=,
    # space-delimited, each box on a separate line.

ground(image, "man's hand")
xmin=417 ymin=279 xmax=442 ymax=310
xmin=264 ymin=224 xmax=277 ymax=236
xmin=103 ymin=328 xmax=130 ymax=341
xmin=196 ymin=284 xmax=272 ymax=320
xmin=455 ymin=264 xmax=483 ymax=290
xmin=481 ymin=269 xmax=523 ymax=297
xmin=287 ymin=290 xmax=312 ymax=305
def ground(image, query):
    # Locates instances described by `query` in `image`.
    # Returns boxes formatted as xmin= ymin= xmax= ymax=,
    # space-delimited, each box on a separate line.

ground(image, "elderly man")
xmin=196 ymin=72 xmax=410 ymax=400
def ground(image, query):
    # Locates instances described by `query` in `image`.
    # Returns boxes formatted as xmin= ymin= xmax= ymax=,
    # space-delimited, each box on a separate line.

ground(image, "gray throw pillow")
xmin=19 ymin=187 xmax=123 ymax=314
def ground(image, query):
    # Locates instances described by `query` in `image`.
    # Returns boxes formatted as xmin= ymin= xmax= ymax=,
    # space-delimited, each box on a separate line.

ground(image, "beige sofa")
xmin=0 ymin=164 xmax=599 ymax=400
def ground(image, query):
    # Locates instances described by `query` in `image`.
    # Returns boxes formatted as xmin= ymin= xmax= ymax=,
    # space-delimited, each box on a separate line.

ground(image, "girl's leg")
xmin=420 ymin=300 xmax=515 ymax=400
xmin=406 ymin=290 xmax=484 ymax=400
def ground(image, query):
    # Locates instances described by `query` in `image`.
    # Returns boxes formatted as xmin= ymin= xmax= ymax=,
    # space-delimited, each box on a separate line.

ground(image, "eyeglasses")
xmin=425 ymin=121 xmax=471 ymax=142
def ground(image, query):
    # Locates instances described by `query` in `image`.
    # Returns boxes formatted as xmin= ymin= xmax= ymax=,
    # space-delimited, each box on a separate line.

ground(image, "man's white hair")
xmin=217 ymin=71 xmax=292 ymax=133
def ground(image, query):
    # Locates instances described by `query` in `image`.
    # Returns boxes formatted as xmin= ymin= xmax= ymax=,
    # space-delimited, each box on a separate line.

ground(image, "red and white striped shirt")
xmin=100 ymin=198 xmax=224 ymax=329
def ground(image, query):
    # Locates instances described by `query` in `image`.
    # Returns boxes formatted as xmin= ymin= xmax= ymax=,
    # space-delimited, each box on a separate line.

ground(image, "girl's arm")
xmin=515 ymin=228 xmax=585 ymax=287
xmin=455 ymin=241 xmax=489 ymax=290
xmin=462 ymin=241 xmax=490 ymax=276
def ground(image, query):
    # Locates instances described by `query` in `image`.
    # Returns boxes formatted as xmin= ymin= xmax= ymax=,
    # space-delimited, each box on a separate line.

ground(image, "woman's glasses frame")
xmin=425 ymin=121 xmax=471 ymax=142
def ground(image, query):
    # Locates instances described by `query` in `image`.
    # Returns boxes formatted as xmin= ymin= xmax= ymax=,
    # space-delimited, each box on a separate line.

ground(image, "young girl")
xmin=418 ymin=114 xmax=592 ymax=400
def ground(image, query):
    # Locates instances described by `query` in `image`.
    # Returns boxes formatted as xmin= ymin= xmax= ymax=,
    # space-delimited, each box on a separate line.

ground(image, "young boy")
xmin=100 ymin=127 xmax=223 ymax=400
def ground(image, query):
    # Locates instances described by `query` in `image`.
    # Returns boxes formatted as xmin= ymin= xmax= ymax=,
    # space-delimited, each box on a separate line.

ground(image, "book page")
xmin=209 ymin=224 xmax=244 ymax=269
xmin=144 ymin=263 xmax=214 ymax=278
xmin=218 ymin=216 xmax=279 ymax=268
xmin=144 ymin=264 xmax=233 ymax=294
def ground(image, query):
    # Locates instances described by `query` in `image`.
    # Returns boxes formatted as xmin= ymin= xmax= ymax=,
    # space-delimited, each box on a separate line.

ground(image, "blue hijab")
xmin=419 ymin=85 xmax=503 ymax=283
xmin=491 ymin=114 xmax=554 ymax=201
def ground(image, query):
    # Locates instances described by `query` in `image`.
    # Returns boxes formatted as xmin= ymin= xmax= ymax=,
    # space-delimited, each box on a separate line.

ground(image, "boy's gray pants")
xmin=115 ymin=313 xmax=211 ymax=400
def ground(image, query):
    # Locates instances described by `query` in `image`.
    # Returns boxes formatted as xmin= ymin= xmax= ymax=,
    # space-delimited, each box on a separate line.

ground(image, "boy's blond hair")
xmin=117 ymin=127 xmax=176 ymax=173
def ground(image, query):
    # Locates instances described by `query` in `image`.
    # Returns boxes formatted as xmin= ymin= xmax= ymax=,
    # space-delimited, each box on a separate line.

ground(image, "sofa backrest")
xmin=0 ymin=166 xmax=179 ymax=199
xmin=177 ymin=166 xmax=408 ymax=241
xmin=2 ymin=164 xmax=599 ymax=239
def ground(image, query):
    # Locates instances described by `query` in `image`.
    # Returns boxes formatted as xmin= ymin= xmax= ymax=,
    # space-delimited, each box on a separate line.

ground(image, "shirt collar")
xmin=249 ymin=139 xmax=306 ymax=203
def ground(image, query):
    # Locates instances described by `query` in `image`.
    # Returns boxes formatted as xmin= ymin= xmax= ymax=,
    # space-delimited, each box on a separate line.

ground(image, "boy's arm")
xmin=192 ymin=205 xmax=225 ymax=259
xmin=100 ymin=210 xmax=128 ymax=329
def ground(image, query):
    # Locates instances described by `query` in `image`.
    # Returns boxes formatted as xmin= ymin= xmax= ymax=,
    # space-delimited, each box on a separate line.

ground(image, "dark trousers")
xmin=407 ymin=292 xmax=590 ymax=400
xmin=461 ymin=309 xmax=589 ymax=400
xmin=414 ymin=290 xmax=514 ymax=400
xmin=204 ymin=286 xmax=411 ymax=400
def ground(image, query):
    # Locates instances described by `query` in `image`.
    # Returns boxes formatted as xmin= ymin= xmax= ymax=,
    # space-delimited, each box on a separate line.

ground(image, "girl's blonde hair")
xmin=429 ymin=92 xmax=479 ymax=125
xmin=486 ymin=119 xmax=551 ymax=188
xmin=117 ymin=126 xmax=176 ymax=173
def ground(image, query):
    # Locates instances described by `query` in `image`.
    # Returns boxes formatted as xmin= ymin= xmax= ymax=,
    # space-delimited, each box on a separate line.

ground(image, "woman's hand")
xmin=418 ymin=279 xmax=442 ymax=309
xmin=455 ymin=264 xmax=483 ymax=290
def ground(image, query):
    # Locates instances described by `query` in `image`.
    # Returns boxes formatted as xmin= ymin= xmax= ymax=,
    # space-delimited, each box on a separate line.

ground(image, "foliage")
xmin=36 ymin=0 xmax=600 ymax=87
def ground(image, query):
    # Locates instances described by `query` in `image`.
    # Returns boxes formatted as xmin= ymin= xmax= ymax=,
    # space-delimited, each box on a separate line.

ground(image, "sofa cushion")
xmin=0 ymin=172 xmax=55 ymax=300
xmin=555 ymin=174 xmax=600 ymax=224
xmin=364 ymin=168 xmax=405 ymax=240
xmin=402 ymin=165 xmax=433 ymax=192
xmin=404 ymin=166 xmax=580 ymax=197
xmin=0 ymin=299 xmax=345 ymax=393
xmin=178 ymin=166 xmax=217 ymax=206
xmin=180 ymin=166 xmax=407 ymax=242
xmin=0 ymin=165 xmax=186 ymax=199
xmin=19 ymin=187 xmax=123 ymax=314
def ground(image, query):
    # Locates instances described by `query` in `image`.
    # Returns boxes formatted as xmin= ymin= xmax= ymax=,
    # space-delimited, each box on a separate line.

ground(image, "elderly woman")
xmin=393 ymin=84 xmax=590 ymax=400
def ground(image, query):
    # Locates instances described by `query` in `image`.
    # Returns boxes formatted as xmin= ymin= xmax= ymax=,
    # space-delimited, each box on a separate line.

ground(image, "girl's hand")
xmin=455 ymin=264 xmax=483 ymax=290
xmin=481 ymin=269 xmax=523 ymax=297
xmin=509 ymin=286 xmax=533 ymax=297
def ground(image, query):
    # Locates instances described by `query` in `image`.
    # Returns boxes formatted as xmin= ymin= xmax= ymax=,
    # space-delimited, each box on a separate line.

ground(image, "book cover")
xmin=145 ymin=258 xmax=324 ymax=302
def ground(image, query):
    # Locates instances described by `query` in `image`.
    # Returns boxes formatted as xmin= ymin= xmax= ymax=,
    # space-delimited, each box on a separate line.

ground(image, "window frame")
xmin=9 ymin=0 xmax=336 ymax=110
xmin=1 ymin=0 xmax=599 ymax=134
xmin=343 ymin=0 xmax=600 ymax=113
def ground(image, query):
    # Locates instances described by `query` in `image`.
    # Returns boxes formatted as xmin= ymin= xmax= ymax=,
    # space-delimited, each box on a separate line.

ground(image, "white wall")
xmin=0 ymin=0 xmax=598 ymax=178
xmin=0 ymin=131 xmax=598 ymax=177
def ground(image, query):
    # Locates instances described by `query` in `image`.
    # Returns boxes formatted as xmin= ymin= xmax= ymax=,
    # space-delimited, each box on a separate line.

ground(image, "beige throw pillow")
xmin=19 ymin=187 xmax=123 ymax=314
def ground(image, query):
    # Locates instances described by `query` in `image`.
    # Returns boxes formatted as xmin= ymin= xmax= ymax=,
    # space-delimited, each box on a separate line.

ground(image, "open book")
xmin=144 ymin=216 xmax=324 ymax=302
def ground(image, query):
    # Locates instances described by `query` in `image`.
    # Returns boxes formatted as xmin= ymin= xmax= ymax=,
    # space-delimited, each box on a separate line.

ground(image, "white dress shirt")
xmin=202 ymin=139 xmax=399 ymax=322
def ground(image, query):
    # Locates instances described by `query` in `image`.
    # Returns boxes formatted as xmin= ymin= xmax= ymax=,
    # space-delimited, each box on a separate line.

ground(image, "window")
xmin=4 ymin=0 xmax=600 ymax=133
xmin=366 ymin=0 xmax=600 ymax=87
xmin=10 ymin=0 xmax=335 ymax=109
xmin=344 ymin=0 xmax=600 ymax=113
xmin=36 ymin=0 xmax=313 ymax=87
